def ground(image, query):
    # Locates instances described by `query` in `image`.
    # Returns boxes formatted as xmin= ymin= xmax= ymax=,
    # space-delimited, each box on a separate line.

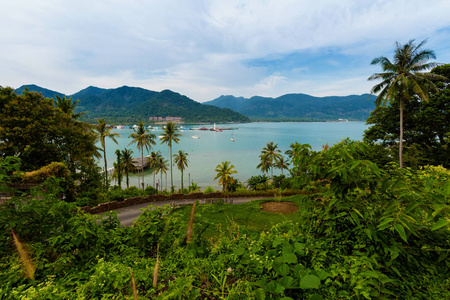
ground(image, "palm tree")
xmin=121 ymin=148 xmax=135 ymax=188
xmin=155 ymin=157 xmax=169 ymax=192
xmin=160 ymin=122 xmax=181 ymax=191
xmin=92 ymin=118 xmax=120 ymax=188
xmin=275 ymin=156 xmax=289 ymax=175
xmin=257 ymin=153 xmax=271 ymax=175
xmin=214 ymin=161 xmax=238 ymax=192
xmin=128 ymin=121 xmax=156 ymax=190
xmin=173 ymin=150 xmax=189 ymax=190
xmin=259 ymin=142 xmax=282 ymax=179
xmin=368 ymin=39 xmax=442 ymax=168
xmin=148 ymin=151 xmax=162 ymax=189
xmin=114 ymin=149 xmax=123 ymax=187
xmin=54 ymin=95 xmax=85 ymax=119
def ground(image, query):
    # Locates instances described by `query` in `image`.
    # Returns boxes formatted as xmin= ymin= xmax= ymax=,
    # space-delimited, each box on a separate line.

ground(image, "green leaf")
xmin=300 ymin=275 xmax=320 ymax=289
xmin=255 ymin=288 xmax=266 ymax=300
xmin=350 ymin=211 xmax=360 ymax=226
xmin=233 ymin=247 xmax=245 ymax=256
xmin=273 ymin=236 xmax=283 ymax=247
xmin=278 ymin=276 xmax=295 ymax=289
xmin=394 ymin=223 xmax=407 ymax=242
xmin=266 ymin=281 xmax=285 ymax=294
xmin=282 ymin=252 xmax=298 ymax=264
xmin=274 ymin=263 xmax=290 ymax=277
xmin=308 ymin=295 xmax=323 ymax=300
xmin=431 ymin=218 xmax=450 ymax=231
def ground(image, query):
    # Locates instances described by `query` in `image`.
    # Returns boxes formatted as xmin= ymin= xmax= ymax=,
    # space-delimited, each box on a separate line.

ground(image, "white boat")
xmin=192 ymin=135 xmax=199 ymax=139
xmin=132 ymin=124 xmax=138 ymax=129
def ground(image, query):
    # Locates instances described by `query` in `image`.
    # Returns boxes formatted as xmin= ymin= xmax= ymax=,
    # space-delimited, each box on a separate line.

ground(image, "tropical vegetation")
xmin=1 ymin=40 xmax=449 ymax=299
xmin=368 ymin=39 xmax=443 ymax=168
xmin=128 ymin=121 xmax=156 ymax=190
xmin=160 ymin=122 xmax=181 ymax=192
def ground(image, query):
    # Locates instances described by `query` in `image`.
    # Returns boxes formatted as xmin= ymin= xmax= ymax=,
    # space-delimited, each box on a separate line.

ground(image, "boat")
xmin=192 ymin=135 xmax=199 ymax=139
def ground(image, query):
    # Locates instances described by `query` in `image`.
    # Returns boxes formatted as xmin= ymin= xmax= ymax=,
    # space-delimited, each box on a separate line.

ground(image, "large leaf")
xmin=300 ymin=275 xmax=320 ymax=289
xmin=266 ymin=281 xmax=285 ymax=294
xmin=278 ymin=276 xmax=296 ymax=289
xmin=274 ymin=263 xmax=290 ymax=277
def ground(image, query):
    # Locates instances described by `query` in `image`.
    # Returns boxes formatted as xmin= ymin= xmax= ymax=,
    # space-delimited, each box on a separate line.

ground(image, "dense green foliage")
xmin=0 ymin=87 xmax=102 ymax=200
xmin=1 ymin=137 xmax=448 ymax=298
xmin=16 ymin=85 xmax=251 ymax=124
xmin=205 ymin=94 xmax=376 ymax=121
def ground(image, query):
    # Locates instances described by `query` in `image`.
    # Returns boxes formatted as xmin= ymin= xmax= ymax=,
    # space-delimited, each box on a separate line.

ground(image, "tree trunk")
xmin=169 ymin=145 xmax=173 ymax=191
xmin=181 ymin=170 xmax=184 ymax=191
xmin=141 ymin=149 xmax=145 ymax=190
xmin=103 ymin=147 xmax=108 ymax=189
xmin=399 ymin=98 xmax=404 ymax=169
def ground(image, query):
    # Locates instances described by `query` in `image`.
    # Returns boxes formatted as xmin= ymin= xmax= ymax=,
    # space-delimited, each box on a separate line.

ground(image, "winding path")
xmin=102 ymin=196 xmax=276 ymax=227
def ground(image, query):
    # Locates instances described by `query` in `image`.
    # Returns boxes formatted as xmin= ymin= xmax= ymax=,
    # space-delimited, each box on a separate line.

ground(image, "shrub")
xmin=145 ymin=185 xmax=158 ymax=195
xmin=203 ymin=186 xmax=216 ymax=193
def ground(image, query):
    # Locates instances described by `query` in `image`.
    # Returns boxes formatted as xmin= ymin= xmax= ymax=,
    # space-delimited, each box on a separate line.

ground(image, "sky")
xmin=1 ymin=0 xmax=450 ymax=102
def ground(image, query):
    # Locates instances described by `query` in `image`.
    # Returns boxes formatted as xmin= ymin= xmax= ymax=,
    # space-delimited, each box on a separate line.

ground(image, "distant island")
xmin=15 ymin=84 xmax=376 ymax=123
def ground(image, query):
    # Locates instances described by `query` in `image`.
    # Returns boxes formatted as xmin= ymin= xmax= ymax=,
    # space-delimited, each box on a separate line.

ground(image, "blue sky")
xmin=1 ymin=0 xmax=449 ymax=102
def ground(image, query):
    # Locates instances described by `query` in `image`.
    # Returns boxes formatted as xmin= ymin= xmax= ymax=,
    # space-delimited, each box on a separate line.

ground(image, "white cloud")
xmin=1 ymin=0 xmax=449 ymax=101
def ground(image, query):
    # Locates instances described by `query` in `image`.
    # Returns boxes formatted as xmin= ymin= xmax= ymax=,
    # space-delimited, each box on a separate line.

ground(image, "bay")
xmin=100 ymin=121 xmax=368 ymax=190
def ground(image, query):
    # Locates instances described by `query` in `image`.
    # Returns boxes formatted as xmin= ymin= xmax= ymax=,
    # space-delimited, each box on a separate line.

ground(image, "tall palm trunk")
xmin=169 ymin=145 xmax=173 ymax=191
xmin=181 ymin=170 xmax=184 ymax=190
xmin=399 ymin=98 xmax=404 ymax=169
xmin=141 ymin=148 xmax=145 ymax=190
xmin=103 ymin=147 xmax=108 ymax=188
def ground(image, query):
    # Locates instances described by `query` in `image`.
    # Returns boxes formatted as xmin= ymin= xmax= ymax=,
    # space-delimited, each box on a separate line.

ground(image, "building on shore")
xmin=149 ymin=116 xmax=182 ymax=122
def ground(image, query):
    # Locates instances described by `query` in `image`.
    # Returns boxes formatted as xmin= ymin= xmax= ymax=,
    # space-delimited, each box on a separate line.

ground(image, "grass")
xmin=170 ymin=194 xmax=310 ymax=239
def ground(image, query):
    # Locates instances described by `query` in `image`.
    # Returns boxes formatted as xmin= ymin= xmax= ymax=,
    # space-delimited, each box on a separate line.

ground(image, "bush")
xmin=203 ymin=186 xmax=216 ymax=193
xmin=145 ymin=185 xmax=158 ymax=195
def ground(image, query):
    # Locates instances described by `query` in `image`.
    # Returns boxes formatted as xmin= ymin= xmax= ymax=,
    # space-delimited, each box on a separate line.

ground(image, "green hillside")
xmin=15 ymin=85 xmax=250 ymax=124
xmin=205 ymin=93 xmax=377 ymax=121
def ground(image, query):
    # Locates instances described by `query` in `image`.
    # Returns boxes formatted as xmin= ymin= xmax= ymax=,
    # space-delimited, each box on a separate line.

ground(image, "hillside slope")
xmin=205 ymin=93 xmax=376 ymax=121
xmin=15 ymin=85 xmax=250 ymax=123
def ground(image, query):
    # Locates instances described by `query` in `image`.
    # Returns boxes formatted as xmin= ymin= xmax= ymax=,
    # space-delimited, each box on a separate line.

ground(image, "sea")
xmin=100 ymin=121 xmax=369 ymax=190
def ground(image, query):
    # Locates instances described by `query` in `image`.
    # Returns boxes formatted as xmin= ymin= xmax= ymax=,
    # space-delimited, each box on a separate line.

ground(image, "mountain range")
xmin=15 ymin=84 xmax=376 ymax=123
xmin=15 ymin=85 xmax=250 ymax=123
xmin=204 ymin=94 xmax=376 ymax=121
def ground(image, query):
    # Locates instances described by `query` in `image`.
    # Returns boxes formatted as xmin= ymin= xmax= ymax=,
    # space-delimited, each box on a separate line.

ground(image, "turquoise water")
xmin=101 ymin=122 xmax=368 ymax=189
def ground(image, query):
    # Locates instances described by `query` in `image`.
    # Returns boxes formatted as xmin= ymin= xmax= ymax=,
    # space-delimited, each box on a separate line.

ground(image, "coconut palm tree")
xmin=259 ymin=142 xmax=282 ymax=179
xmin=173 ymin=150 xmax=189 ymax=190
xmin=155 ymin=156 xmax=169 ymax=192
xmin=54 ymin=95 xmax=86 ymax=119
xmin=113 ymin=149 xmax=123 ymax=187
xmin=92 ymin=118 xmax=120 ymax=188
xmin=275 ymin=156 xmax=289 ymax=175
xmin=148 ymin=151 xmax=162 ymax=189
xmin=257 ymin=153 xmax=271 ymax=175
xmin=368 ymin=39 xmax=442 ymax=168
xmin=128 ymin=121 xmax=156 ymax=190
xmin=121 ymin=148 xmax=135 ymax=188
xmin=160 ymin=122 xmax=181 ymax=191
xmin=214 ymin=161 xmax=238 ymax=192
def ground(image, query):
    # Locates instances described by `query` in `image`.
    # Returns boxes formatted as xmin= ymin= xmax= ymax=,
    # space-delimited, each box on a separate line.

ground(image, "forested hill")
xmin=15 ymin=85 xmax=250 ymax=123
xmin=204 ymin=93 xmax=377 ymax=121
